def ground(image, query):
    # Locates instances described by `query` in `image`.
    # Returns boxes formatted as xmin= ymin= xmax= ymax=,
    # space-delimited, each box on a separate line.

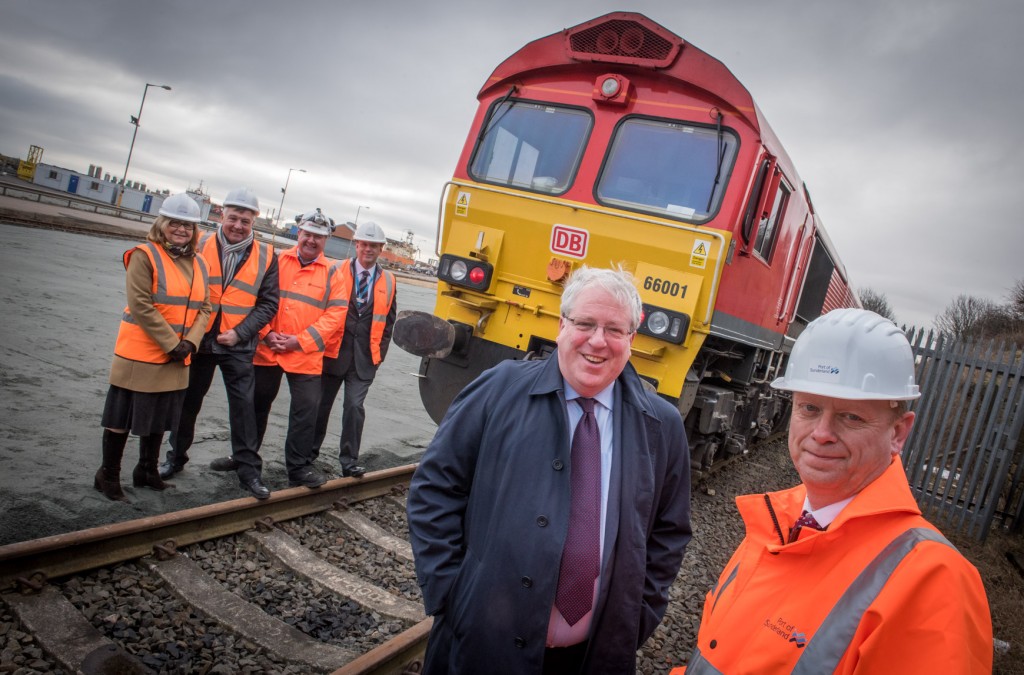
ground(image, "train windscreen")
xmin=597 ymin=117 xmax=737 ymax=222
xmin=468 ymin=101 xmax=592 ymax=194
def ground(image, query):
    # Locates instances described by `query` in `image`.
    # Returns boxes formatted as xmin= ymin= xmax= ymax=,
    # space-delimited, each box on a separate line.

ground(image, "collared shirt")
xmin=547 ymin=380 xmax=615 ymax=647
xmin=802 ymin=496 xmax=855 ymax=529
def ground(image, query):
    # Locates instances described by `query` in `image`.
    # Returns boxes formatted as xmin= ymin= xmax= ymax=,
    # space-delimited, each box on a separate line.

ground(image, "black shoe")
xmin=158 ymin=460 xmax=184 ymax=480
xmin=210 ymin=457 xmax=239 ymax=471
xmin=288 ymin=466 xmax=328 ymax=489
xmin=342 ymin=465 xmax=366 ymax=478
xmin=239 ymin=476 xmax=271 ymax=500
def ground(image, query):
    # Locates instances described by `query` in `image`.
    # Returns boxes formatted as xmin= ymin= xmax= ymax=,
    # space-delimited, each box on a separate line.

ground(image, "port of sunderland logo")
xmin=765 ymin=616 xmax=808 ymax=649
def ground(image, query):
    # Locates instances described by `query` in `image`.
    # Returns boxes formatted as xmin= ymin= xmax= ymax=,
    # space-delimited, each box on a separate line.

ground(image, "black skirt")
xmin=101 ymin=385 xmax=186 ymax=436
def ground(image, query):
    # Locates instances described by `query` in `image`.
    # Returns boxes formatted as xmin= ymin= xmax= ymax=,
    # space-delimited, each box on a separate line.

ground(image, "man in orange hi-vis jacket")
xmin=249 ymin=208 xmax=347 ymax=489
xmin=674 ymin=308 xmax=992 ymax=675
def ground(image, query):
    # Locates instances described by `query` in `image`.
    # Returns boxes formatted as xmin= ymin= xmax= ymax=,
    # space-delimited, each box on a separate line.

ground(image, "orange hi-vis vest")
xmin=254 ymin=247 xmax=348 ymax=375
xmin=325 ymin=261 xmax=396 ymax=365
xmin=114 ymin=242 xmax=208 ymax=365
xmin=198 ymin=233 xmax=273 ymax=334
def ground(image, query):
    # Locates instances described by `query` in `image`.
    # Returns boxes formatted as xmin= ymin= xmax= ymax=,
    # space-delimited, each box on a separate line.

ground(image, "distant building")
xmin=13 ymin=146 xmax=199 ymax=219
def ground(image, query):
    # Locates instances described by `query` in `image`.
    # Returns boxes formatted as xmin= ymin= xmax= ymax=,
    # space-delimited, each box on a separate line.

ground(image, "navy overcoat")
xmin=408 ymin=355 xmax=692 ymax=674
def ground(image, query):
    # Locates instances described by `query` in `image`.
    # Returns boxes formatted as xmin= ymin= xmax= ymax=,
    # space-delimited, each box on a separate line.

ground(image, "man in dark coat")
xmin=313 ymin=220 xmax=397 ymax=478
xmin=407 ymin=266 xmax=692 ymax=675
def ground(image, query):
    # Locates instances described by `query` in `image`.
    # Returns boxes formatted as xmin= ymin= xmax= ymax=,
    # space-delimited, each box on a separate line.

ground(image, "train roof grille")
xmin=565 ymin=16 xmax=681 ymax=68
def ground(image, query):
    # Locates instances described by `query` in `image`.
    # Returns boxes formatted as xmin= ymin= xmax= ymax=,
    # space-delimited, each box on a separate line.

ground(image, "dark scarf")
xmin=163 ymin=242 xmax=194 ymax=258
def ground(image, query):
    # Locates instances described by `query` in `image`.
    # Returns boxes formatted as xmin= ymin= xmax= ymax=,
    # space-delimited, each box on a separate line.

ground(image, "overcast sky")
xmin=2 ymin=0 xmax=1020 ymax=330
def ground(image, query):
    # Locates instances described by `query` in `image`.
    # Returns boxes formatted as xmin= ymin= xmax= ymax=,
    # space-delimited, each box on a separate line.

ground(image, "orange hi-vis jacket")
xmin=675 ymin=459 xmax=992 ymax=675
xmin=114 ymin=242 xmax=208 ymax=365
xmin=254 ymin=247 xmax=348 ymax=375
xmin=324 ymin=261 xmax=396 ymax=365
xmin=197 ymin=233 xmax=273 ymax=335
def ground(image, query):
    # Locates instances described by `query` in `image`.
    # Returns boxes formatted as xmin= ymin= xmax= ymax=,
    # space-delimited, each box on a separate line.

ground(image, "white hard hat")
xmin=158 ymin=193 xmax=203 ymax=223
xmin=771 ymin=308 xmax=921 ymax=401
xmin=297 ymin=208 xmax=335 ymax=236
xmin=354 ymin=221 xmax=386 ymax=243
xmin=223 ymin=187 xmax=260 ymax=214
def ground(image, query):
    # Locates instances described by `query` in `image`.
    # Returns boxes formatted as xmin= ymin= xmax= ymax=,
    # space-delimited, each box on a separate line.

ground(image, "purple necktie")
xmin=555 ymin=397 xmax=601 ymax=626
xmin=788 ymin=510 xmax=824 ymax=543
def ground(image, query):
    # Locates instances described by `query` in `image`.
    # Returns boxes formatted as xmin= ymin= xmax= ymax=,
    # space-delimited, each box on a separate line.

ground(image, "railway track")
xmin=0 ymin=466 xmax=431 ymax=674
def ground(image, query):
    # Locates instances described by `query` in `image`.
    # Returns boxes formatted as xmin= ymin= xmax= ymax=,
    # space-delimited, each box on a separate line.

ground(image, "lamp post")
xmin=274 ymin=168 xmax=306 ymax=245
xmin=276 ymin=168 xmax=307 ymax=230
xmin=355 ymin=205 xmax=370 ymax=225
xmin=117 ymin=83 xmax=171 ymax=208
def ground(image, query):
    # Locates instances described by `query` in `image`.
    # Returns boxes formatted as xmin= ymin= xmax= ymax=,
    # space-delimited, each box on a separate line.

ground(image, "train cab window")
xmin=754 ymin=181 xmax=790 ymax=261
xmin=596 ymin=117 xmax=737 ymax=222
xmin=468 ymin=101 xmax=591 ymax=195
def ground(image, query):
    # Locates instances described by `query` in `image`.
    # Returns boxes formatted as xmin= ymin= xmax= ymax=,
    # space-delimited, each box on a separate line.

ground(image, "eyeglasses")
xmin=167 ymin=221 xmax=195 ymax=231
xmin=563 ymin=315 xmax=635 ymax=340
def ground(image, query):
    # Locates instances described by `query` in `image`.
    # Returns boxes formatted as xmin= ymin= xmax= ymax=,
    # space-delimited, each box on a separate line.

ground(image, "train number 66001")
xmin=643 ymin=276 xmax=687 ymax=298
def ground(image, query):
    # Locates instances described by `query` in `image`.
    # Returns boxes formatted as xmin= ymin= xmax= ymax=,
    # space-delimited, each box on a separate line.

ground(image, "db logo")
xmin=550 ymin=224 xmax=589 ymax=259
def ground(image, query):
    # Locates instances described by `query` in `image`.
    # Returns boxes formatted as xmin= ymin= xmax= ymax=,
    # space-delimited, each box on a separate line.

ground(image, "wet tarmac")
xmin=0 ymin=219 xmax=438 ymax=545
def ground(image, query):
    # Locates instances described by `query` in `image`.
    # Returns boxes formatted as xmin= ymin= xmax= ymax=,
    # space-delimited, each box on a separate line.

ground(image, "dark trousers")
xmin=543 ymin=641 xmax=589 ymax=674
xmin=254 ymin=365 xmax=321 ymax=480
xmin=169 ymin=351 xmax=262 ymax=481
xmin=313 ymin=356 xmax=374 ymax=470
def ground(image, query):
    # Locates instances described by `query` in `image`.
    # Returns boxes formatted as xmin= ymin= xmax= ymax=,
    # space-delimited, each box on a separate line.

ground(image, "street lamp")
xmin=355 ymin=205 xmax=370 ymax=225
xmin=117 ymin=83 xmax=171 ymax=208
xmin=276 ymin=168 xmax=307 ymax=230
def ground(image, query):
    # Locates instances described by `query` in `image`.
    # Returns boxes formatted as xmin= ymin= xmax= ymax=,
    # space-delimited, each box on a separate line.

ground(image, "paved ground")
xmin=0 ymin=199 xmax=438 ymax=545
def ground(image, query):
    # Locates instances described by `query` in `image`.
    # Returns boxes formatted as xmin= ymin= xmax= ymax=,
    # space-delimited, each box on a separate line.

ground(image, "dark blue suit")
xmin=407 ymin=355 xmax=692 ymax=674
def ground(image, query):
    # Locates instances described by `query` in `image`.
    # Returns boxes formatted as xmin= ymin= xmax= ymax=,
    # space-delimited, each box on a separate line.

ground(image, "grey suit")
xmin=313 ymin=259 xmax=396 ymax=470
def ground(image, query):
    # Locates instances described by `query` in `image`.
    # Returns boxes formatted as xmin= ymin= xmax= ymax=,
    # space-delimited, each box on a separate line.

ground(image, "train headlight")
xmin=450 ymin=260 xmax=468 ymax=281
xmin=637 ymin=304 xmax=689 ymax=344
xmin=438 ymin=254 xmax=494 ymax=292
xmin=646 ymin=310 xmax=670 ymax=335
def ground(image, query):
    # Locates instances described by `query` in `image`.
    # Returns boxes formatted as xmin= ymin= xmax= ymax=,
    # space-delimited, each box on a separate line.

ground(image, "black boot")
xmin=133 ymin=433 xmax=172 ymax=491
xmin=94 ymin=429 xmax=130 ymax=502
xmin=158 ymin=448 xmax=186 ymax=480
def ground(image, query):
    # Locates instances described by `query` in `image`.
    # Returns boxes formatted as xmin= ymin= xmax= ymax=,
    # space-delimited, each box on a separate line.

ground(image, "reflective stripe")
xmin=281 ymin=289 xmax=330 ymax=309
xmin=307 ymin=325 xmax=325 ymax=350
xmin=685 ymin=648 xmax=723 ymax=675
xmin=121 ymin=312 xmax=186 ymax=333
xmin=791 ymin=527 xmax=952 ymax=674
xmin=709 ymin=563 xmax=739 ymax=617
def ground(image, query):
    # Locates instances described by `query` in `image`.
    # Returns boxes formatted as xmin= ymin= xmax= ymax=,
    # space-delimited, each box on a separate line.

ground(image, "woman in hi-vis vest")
xmin=93 ymin=193 xmax=211 ymax=501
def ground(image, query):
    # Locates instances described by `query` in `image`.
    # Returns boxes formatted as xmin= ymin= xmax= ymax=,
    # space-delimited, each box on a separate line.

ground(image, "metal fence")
xmin=903 ymin=329 xmax=1024 ymax=541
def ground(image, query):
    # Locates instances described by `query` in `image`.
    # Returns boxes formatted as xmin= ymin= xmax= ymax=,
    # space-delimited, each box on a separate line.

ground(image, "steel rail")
xmin=0 ymin=464 xmax=417 ymax=593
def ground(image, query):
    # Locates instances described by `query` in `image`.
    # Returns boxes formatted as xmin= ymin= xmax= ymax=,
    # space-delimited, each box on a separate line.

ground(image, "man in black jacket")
xmin=313 ymin=221 xmax=397 ymax=478
xmin=160 ymin=187 xmax=280 ymax=499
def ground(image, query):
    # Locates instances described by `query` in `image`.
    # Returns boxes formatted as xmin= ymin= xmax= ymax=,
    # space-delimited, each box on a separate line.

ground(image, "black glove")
xmin=168 ymin=340 xmax=195 ymax=362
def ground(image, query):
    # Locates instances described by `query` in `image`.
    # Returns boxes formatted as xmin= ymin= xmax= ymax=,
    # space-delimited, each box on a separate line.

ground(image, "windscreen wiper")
xmin=705 ymin=109 xmax=725 ymax=213
xmin=469 ymin=85 xmax=518 ymax=163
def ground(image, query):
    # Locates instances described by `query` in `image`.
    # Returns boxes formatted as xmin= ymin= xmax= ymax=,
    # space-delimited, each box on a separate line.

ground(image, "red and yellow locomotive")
xmin=398 ymin=12 xmax=858 ymax=476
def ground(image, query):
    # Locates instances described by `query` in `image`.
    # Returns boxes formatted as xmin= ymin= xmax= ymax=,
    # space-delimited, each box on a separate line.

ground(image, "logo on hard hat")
xmin=808 ymin=362 xmax=841 ymax=380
